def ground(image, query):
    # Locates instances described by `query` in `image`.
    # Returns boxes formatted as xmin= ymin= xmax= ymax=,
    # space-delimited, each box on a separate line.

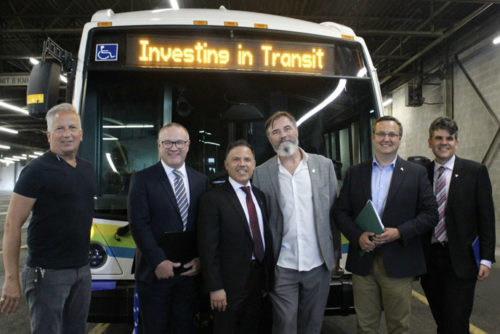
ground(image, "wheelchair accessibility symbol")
xmin=95 ymin=44 xmax=118 ymax=61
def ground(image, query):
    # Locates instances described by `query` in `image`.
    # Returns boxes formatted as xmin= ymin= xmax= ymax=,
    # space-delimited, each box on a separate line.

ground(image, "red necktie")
xmin=241 ymin=186 xmax=265 ymax=262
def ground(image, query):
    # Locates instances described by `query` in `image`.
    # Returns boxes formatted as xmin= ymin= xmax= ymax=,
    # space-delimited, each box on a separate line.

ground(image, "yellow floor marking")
xmin=88 ymin=323 xmax=110 ymax=334
xmin=412 ymin=290 xmax=487 ymax=334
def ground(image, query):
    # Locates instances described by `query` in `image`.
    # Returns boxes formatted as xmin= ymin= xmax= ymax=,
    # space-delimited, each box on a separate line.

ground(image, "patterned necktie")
xmin=173 ymin=169 xmax=188 ymax=231
xmin=241 ymin=186 xmax=265 ymax=262
xmin=433 ymin=166 xmax=448 ymax=242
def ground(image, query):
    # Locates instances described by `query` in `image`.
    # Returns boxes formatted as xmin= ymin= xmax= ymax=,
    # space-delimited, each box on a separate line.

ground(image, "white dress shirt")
xmin=277 ymin=149 xmax=323 ymax=271
xmin=228 ymin=177 xmax=266 ymax=257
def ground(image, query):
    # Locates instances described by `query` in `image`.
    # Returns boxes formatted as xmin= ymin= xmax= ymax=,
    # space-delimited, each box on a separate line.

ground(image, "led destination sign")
xmin=126 ymin=35 xmax=335 ymax=75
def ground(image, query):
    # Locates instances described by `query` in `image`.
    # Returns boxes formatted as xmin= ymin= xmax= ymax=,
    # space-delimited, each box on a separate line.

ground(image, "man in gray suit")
xmin=253 ymin=111 xmax=339 ymax=334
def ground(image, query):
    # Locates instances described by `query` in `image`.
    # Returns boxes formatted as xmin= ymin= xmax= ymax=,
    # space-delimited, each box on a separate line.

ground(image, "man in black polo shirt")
xmin=1 ymin=103 xmax=95 ymax=334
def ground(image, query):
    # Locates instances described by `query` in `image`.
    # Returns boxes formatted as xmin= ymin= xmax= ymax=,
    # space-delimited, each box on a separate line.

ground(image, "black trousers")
xmin=420 ymin=243 xmax=477 ymax=334
xmin=213 ymin=261 xmax=266 ymax=334
xmin=138 ymin=275 xmax=198 ymax=334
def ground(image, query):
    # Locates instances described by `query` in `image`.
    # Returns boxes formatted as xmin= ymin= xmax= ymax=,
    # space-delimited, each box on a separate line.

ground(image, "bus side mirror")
xmin=27 ymin=61 xmax=61 ymax=118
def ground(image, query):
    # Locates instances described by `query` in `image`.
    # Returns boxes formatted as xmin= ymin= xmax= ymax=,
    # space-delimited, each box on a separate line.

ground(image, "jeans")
xmin=22 ymin=264 xmax=91 ymax=334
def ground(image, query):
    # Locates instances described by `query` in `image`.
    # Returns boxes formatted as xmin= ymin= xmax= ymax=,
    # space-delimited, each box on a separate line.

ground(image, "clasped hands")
xmin=154 ymin=257 xmax=200 ymax=279
xmin=358 ymin=228 xmax=400 ymax=253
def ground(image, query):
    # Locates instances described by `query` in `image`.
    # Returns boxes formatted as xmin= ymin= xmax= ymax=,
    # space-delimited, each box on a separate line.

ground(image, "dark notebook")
xmin=160 ymin=231 xmax=197 ymax=274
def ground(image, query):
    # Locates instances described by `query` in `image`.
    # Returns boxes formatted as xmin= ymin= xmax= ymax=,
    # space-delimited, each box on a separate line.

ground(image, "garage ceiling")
xmin=0 ymin=0 xmax=499 ymax=160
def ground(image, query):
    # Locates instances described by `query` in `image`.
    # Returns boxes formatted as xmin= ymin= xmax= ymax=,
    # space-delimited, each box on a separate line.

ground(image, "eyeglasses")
xmin=374 ymin=132 xmax=400 ymax=139
xmin=160 ymin=140 xmax=189 ymax=149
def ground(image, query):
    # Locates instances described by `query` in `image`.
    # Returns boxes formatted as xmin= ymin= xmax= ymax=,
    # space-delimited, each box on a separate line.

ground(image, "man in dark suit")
xmin=334 ymin=116 xmax=438 ymax=333
xmin=128 ymin=123 xmax=209 ymax=334
xmin=421 ymin=117 xmax=496 ymax=334
xmin=198 ymin=140 xmax=274 ymax=334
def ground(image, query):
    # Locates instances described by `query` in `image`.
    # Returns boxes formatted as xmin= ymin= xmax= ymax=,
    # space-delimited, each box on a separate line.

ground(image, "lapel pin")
xmin=400 ymin=167 xmax=404 ymax=171
xmin=455 ymin=174 xmax=459 ymax=178
xmin=312 ymin=169 xmax=316 ymax=173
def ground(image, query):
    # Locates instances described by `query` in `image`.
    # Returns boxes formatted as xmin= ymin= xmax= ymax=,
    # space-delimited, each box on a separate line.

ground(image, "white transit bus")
xmin=27 ymin=7 xmax=383 ymax=322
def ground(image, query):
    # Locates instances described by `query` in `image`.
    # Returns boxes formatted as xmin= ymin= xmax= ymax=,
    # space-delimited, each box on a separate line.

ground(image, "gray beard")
xmin=276 ymin=141 xmax=298 ymax=157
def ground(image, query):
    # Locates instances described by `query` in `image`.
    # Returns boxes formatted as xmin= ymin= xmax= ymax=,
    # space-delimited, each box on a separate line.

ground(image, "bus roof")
xmin=89 ymin=7 xmax=358 ymax=41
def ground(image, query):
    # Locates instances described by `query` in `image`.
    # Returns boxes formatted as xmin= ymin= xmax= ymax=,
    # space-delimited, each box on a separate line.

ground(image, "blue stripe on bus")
xmin=342 ymin=243 xmax=349 ymax=253
xmin=91 ymin=280 xmax=117 ymax=291
xmin=104 ymin=246 xmax=136 ymax=259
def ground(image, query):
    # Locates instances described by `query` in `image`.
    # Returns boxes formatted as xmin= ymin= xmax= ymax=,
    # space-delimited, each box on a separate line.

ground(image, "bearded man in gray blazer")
xmin=252 ymin=111 xmax=339 ymax=334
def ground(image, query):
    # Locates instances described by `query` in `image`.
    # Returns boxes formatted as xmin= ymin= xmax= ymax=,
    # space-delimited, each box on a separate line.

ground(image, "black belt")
xmin=431 ymin=241 xmax=448 ymax=248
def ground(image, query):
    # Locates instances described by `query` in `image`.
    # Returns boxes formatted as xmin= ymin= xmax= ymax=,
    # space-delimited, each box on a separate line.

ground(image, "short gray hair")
xmin=46 ymin=103 xmax=80 ymax=131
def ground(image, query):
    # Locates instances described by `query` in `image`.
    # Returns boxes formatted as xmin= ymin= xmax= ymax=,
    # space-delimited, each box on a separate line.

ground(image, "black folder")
xmin=160 ymin=231 xmax=197 ymax=273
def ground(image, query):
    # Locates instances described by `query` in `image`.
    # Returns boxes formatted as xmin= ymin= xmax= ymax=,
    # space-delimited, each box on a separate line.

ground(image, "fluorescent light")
xmin=297 ymin=79 xmax=347 ymax=127
xmin=4 ymin=157 xmax=20 ymax=162
xmin=0 ymin=159 xmax=13 ymax=164
xmin=105 ymin=153 xmax=118 ymax=173
xmin=169 ymin=0 xmax=179 ymax=9
xmin=199 ymin=140 xmax=221 ymax=147
xmin=103 ymin=137 xmax=118 ymax=141
xmin=28 ymin=155 xmax=38 ymax=159
xmin=13 ymin=155 xmax=28 ymax=160
xmin=0 ymin=144 xmax=10 ymax=150
xmin=0 ymin=126 xmax=18 ymax=134
xmin=383 ymin=98 xmax=393 ymax=107
xmin=493 ymin=35 xmax=500 ymax=45
xmin=60 ymin=75 xmax=68 ymax=83
xmin=103 ymin=124 xmax=154 ymax=129
xmin=357 ymin=67 xmax=367 ymax=77
xmin=33 ymin=151 xmax=44 ymax=155
xmin=0 ymin=101 xmax=29 ymax=115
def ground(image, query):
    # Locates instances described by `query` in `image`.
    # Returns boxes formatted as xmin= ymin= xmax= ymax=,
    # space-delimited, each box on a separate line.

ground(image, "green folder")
xmin=355 ymin=200 xmax=384 ymax=255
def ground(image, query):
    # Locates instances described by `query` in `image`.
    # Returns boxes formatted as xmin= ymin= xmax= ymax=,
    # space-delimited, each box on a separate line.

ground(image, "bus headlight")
xmin=89 ymin=242 xmax=107 ymax=268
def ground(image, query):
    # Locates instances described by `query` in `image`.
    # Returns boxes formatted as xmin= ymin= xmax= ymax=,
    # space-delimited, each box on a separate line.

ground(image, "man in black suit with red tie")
xmin=198 ymin=140 xmax=274 ymax=334
xmin=129 ymin=123 xmax=209 ymax=334
xmin=421 ymin=117 xmax=496 ymax=334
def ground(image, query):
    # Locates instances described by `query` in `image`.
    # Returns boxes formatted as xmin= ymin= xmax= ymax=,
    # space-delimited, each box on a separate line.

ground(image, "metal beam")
xmin=380 ymin=3 xmax=494 ymax=85
xmin=358 ymin=30 xmax=443 ymax=37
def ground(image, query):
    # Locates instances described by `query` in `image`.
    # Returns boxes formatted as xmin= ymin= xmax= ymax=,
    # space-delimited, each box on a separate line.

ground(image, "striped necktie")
xmin=433 ymin=166 xmax=448 ymax=242
xmin=173 ymin=169 xmax=188 ymax=231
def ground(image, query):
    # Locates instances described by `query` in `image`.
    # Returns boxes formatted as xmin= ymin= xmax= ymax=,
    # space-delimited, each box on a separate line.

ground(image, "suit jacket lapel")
xmin=306 ymin=156 xmax=320 ymax=209
xmin=361 ymin=161 xmax=372 ymax=201
xmin=222 ymin=181 xmax=253 ymax=239
xmin=447 ymin=156 xmax=463 ymax=207
xmin=385 ymin=156 xmax=405 ymax=208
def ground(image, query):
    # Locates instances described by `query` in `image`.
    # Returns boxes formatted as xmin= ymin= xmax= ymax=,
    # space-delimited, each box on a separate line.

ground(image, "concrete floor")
xmin=1 ymin=190 xmax=499 ymax=333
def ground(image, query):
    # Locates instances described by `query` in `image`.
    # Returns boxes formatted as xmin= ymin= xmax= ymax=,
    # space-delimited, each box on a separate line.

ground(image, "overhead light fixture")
xmin=0 ymin=126 xmax=18 ymax=134
xmin=4 ymin=157 xmax=20 ymax=162
xmin=28 ymin=154 xmax=38 ymax=159
xmin=0 ymin=158 xmax=13 ymax=165
xmin=383 ymin=98 xmax=393 ymax=107
xmin=33 ymin=151 xmax=44 ymax=155
xmin=13 ymin=155 xmax=28 ymax=160
xmin=357 ymin=67 xmax=367 ymax=77
xmin=0 ymin=101 xmax=29 ymax=115
xmin=0 ymin=144 xmax=10 ymax=150
xmin=169 ymin=0 xmax=179 ymax=9
xmin=105 ymin=153 xmax=118 ymax=173
xmin=103 ymin=124 xmax=154 ymax=129
xmin=297 ymin=79 xmax=347 ymax=127
xmin=493 ymin=35 xmax=500 ymax=45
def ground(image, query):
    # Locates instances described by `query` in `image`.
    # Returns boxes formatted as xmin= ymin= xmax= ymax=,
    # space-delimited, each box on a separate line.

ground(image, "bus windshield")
xmin=79 ymin=31 xmax=378 ymax=219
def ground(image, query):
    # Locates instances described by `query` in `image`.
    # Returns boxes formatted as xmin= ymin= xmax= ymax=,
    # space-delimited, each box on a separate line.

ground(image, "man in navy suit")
xmin=421 ymin=117 xmax=495 ymax=334
xmin=334 ymin=116 xmax=438 ymax=333
xmin=129 ymin=123 xmax=209 ymax=334
xmin=198 ymin=140 xmax=274 ymax=334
